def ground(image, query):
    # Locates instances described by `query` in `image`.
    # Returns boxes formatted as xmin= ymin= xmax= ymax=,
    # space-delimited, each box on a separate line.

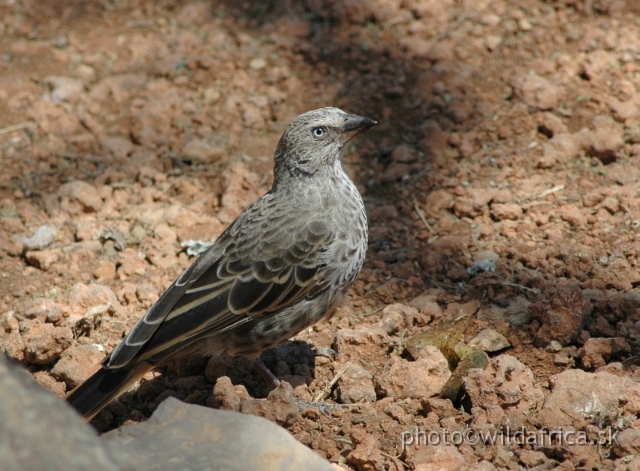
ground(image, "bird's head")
xmin=273 ymin=107 xmax=376 ymax=179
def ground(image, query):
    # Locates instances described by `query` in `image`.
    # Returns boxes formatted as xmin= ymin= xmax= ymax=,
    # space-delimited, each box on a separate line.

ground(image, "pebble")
xmin=43 ymin=76 xmax=85 ymax=103
xmin=20 ymin=225 xmax=57 ymax=250
xmin=545 ymin=340 xmax=563 ymax=353
xmin=512 ymin=72 xmax=564 ymax=110
xmin=468 ymin=328 xmax=511 ymax=352
xmin=249 ymin=58 xmax=267 ymax=70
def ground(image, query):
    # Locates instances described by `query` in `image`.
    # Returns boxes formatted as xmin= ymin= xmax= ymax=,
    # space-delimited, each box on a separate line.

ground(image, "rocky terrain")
xmin=2 ymin=0 xmax=640 ymax=470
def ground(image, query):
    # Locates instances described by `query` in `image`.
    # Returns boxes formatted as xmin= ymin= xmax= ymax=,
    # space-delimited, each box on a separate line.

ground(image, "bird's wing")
xmin=105 ymin=214 xmax=334 ymax=368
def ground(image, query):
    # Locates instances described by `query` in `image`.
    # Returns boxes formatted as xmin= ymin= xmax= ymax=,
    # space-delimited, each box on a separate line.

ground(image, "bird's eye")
xmin=312 ymin=127 xmax=326 ymax=138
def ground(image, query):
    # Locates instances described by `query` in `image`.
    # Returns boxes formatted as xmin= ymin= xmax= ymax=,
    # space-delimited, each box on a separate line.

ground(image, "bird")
xmin=65 ymin=107 xmax=376 ymax=420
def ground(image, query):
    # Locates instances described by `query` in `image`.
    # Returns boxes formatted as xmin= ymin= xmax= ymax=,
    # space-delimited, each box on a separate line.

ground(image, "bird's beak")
xmin=340 ymin=114 xmax=377 ymax=142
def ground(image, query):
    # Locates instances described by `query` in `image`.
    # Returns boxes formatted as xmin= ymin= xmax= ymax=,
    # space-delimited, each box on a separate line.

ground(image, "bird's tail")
xmin=65 ymin=361 xmax=153 ymax=420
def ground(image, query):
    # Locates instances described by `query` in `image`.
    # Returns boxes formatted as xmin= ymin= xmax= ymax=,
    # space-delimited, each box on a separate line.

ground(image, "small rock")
xmin=100 ymin=136 xmax=134 ymax=159
xmin=600 ymin=197 xmax=619 ymax=215
xmin=422 ymin=397 xmax=457 ymax=417
xmin=240 ymin=382 xmax=299 ymax=427
xmin=485 ymin=35 xmax=502 ymax=51
xmin=581 ymin=50 xmax=617 ymax=80
xmin=468 ymin=461 xmax=499 ymax=471
xmin=208 ymin=376 xmax=250 ymax=411
xmin=580 ymin=337 xmax=630 ymax=369
xmin=51 ymin=344 xmax=104 ymax=389
xmin=347 ymin=429 xmax=385 ymax=471
xmin=376 ymin=348 xmax=451 ymax=400
xmin=490 ymin=203 xmax=522 ymax=221
xmin=424 ymin=189 xmax=454 ymax=216
xmin=74 ymin=64 xmax=96 ymax=82
xmin=534 ymin=284 xmax=590 ymax=347
xmin=591 ymin=315 xmax=616 ymax=337
xmin=43 ymin=75 xmax=85 ymax=103
xmin=249 ymin=58 xmax=266 ymax=70
xmin=473 ymin=250 xmax=499 ymax=262
xmin=32 ymin=370 xmax=67 ymax=396
xmin=58 ymin=181 xmax=103 ymax=213
xmin=480 ymin=13 xmax=501 ymax=26
xmin=545 ymin=340 xmax=563 ymax=353
xmin=66 ymin=283 xmax=123 ymax=319
xmin=464 ymin=355 xmax=544 ymax=414
xmin=467 ymin=259 xmax=496 ymax=275
xmin=518 ymin=450 xmax=545 ymax=468
xmin=337 ymin=363 xmax=376 ymax=404
xmin=511 ymin=72 xmax=564 ymax=110
xmin=576 ymin=115 xmax=624 ymax=164
xmin=399 ymin=36 xmax=433 ymax=58
xmin=539 ymin=369 xmax=640 ymax=429
xmin=609 ymin=98 xmax=638 ymax=122
xmin=378 ymin=303 xmax=414 ymax=335
xmin=518 ymin=18 xmax=533 ymax=31
xmin=21 ymin=297 xmax=60 ymax=321
xmin=93 ymin=260 xmax=117 ymax=281
xmin=468 ymin=329 xmax=511 ymax=352
xmin=553 ymin=353 xmax=572 ymax=366
xmin=404 ymin=437 xmax=466 ymax=470
xmin=408 ymin=295 xmax=443 ymax=317
xmin=20 ymin=225 xmax=57 ymax=250
xmin=538 ymin=133 xmax=579 ymax=168
xmin=537 ymin=112 xmax=568 ymax=136
xmin=613 ymin=428 xmax=640 ymax=456
xmin=380 ymin=162 xmax=414 ymax=182
xmin=182 ymin=139 xmax=225 ymax=163
xmin=25 ymin=249 xmax=60 ymax=270
xmin=334 ymin=327 xmax=389 ymax=354
xmin=6 ymin=320 xmax=73 ymax=365
xmin=558 ymin=204 xmax=586 ymax=227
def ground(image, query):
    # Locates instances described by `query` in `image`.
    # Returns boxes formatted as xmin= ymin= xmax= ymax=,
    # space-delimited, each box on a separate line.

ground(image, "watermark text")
xmin=401 ymin=426 xmax=618 ymax=450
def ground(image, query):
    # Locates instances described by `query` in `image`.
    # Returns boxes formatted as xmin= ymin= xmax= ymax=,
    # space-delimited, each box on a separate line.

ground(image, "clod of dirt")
xmin=240 ymin=381 xmax=300 ymax=427
xmin=208 ymin=376 xmax=250 ymax=412
xmin=4 ymin=320 xmax=73 ymax=365
xmin=534 ymin=285 xmax=591 ymax=347
xmin=347 ymin=427 xmax=385 ymax=471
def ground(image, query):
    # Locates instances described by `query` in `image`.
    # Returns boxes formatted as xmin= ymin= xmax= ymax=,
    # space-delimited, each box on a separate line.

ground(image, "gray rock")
xmin=0 ymin=353 xmax=122 ymax=471
xmin=103 ymin=397 xmax=335 ymax=471
xmin=0 ymin=353 xmax=336 ymax=471
xmin=20 ymin=224 xmax=57 ymax=250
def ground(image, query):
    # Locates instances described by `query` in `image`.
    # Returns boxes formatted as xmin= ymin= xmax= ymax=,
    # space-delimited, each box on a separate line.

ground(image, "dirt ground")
xmin=2 ymin=0 xmax=640 ymax=470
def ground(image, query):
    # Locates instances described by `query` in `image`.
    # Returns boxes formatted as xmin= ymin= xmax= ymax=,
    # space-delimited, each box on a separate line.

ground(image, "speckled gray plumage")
xmin=66 ymin=107 xmax=376 ymax=419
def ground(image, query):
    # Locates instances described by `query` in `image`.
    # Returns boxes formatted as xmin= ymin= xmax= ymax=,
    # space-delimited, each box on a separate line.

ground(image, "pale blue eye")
xmin=312 ymin=127 xmax=325 ymax=138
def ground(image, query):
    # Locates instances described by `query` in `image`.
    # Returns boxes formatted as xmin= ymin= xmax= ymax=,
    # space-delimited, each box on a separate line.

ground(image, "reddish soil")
xmin=2 ymin=1 xmax=640 ymax=470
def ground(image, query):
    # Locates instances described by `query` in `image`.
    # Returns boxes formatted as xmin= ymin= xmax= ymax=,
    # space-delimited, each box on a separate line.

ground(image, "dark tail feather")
xmin=65 ymin=361 xmax=153 ymax=420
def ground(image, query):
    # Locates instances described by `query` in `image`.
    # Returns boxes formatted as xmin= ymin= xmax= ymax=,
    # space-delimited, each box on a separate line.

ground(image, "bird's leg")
xmin=253 ymin=357 xmax=351 ymax=413
xmin=252 ymin=358 xmax=281 ymax=388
